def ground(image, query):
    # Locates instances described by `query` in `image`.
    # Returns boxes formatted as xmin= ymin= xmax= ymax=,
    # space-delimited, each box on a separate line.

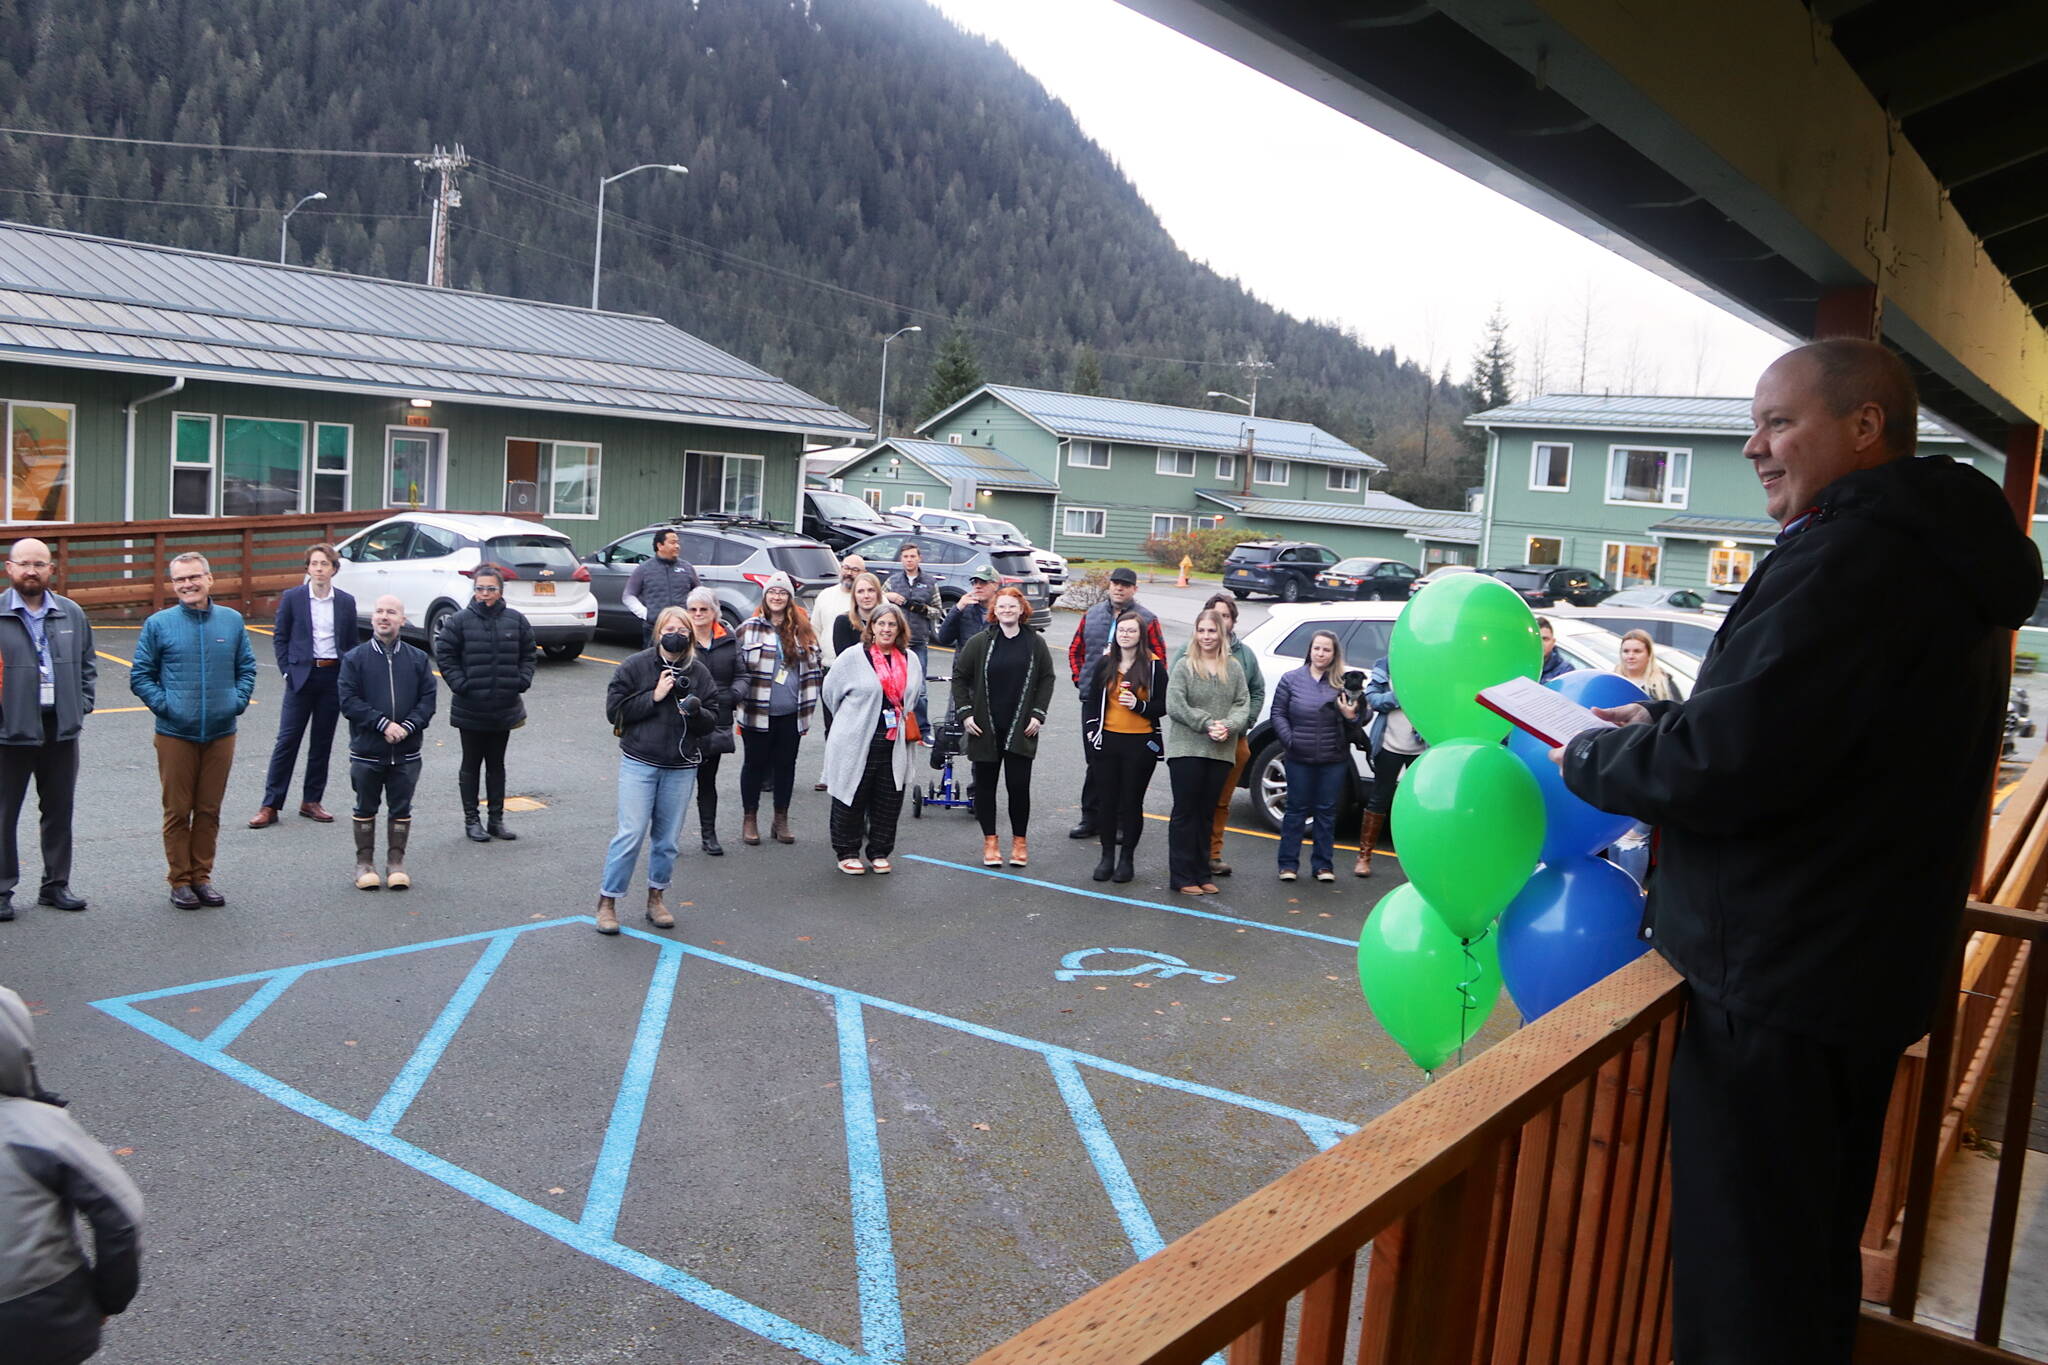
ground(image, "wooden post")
xmin=1814 ymin=284 xmax=1880 ymax=340
xmin=2003 ymin=423 xmax=2043 ymax=535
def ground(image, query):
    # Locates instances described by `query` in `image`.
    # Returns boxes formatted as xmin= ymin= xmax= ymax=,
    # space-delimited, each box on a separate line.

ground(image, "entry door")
xmin=386 ymin=429 xmax=445 ymax=509
xmin=505 ymin=439 xmax=541 ymax=513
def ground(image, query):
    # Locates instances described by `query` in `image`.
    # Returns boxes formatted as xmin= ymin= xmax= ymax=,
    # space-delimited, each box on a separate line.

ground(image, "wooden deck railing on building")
xmin=973 ymin=747 xmax=2048 ymax=1365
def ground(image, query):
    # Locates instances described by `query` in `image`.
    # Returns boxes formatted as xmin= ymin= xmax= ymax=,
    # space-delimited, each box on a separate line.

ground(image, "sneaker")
xmin=838 ymin=858 xmax=868 ymax=875
xmin=1314 ymin=869 xmax=1336 ymax=883
xmin=1278 ymin=869 xmax=1298 ymax=882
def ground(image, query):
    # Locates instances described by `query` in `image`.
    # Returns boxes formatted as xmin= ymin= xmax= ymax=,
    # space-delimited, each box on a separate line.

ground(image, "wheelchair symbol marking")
xmin=1054 ymin=948 xmax=1236 ymax=985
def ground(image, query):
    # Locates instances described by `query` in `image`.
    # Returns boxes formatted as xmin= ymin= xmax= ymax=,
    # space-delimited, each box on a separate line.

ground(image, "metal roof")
xmin=828 ymin=438 xmax=1058 ymax=492
xmin=1465 ymin=393 xmax=1967 ymax=441
xmin=0 ymin=222 xmax=866 ymax=436
xmin=1196 ymin=489 xmax=1480 ymax=539
xmin=930 ymin=384 xmax=1384 ymax=469
xmin=1646 ymin=513 xmax=1781 ymax=542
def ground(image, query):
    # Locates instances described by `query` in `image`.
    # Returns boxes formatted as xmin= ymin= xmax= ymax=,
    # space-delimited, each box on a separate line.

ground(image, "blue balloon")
xmin=1504 ymin=670 xmax=1648 ymax=863
xmin=1498 ymin=855 xmax=1651 ymax=1019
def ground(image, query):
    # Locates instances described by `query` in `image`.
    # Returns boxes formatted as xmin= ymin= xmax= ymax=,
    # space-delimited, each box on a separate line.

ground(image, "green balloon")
xmin=1392 ymin=741 xmax=1545 ymax=939
xmin=1357 ymin=883 xmax=1503 ymax=1072
xmin=1388 ymin=573 xmax=1541 ymax=744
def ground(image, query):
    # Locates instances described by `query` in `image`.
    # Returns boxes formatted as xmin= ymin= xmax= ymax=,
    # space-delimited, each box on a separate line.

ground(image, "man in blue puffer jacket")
xmin=130 ymin=552 xmax=257 ymax=910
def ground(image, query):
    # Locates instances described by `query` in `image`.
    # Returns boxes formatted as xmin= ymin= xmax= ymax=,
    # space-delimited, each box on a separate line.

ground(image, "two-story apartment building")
xmin=830 ymin=385 xmax=1479 ymax=565
xmin=1466 ymin=394 xmax=1987 ymax=593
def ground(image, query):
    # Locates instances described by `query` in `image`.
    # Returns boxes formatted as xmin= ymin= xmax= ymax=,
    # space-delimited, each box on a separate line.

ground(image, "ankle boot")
xmin=1113 ymin=849 xmax=1135 ymax=884
xmin=982 ymin=834 xmax=1002 ymax=867
xmin=742 ymin=811 xmax=761 ymax=845
xmin=1009 ymin=835 xmax=1029 ymax=867
xmin=594 ymin=895 xmax=619 ymax=935
xmin=1355 ymin=811 xmax=1385 ymax=878
xmin=486 ymin=805 xmax=518 ymax=841
xmin=353 ymin=818 xmax=381 ymax=890
xmin=645 ymin=886 xmax=675 ymax=930
xmin=1092 ymin=846 xmax=1116 ymax=882
xmin=464 ymin=808 xmax=489 ymax=843
xmin=700 ymin=810 xmax=724 ymax=856
xmin=771 ymin=809 xmax=795 ymax=844
xmin=384 ymin=817 xmax=412 ymax=890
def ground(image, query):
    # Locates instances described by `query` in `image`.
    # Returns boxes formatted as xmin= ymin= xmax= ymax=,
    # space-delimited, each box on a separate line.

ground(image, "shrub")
xmin=1056 ymin=567 xmax=1111 ymax=612
xmin=1142 ymin=527 xmax=1265 ymax=573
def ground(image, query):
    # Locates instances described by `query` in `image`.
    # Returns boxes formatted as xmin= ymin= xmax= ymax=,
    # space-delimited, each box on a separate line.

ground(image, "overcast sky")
xmin=923 ymin=0 xmax=1792 ymax=399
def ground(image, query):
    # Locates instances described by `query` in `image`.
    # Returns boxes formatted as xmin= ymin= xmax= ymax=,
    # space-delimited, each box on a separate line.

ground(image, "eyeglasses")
xmin=171 ymin=574 xmax=208 ymax=585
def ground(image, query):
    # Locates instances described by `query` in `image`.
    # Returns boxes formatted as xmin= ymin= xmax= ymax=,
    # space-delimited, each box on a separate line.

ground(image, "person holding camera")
xmin=1080 ymin=609 xmax=1168 ymax=883
xmin=884 ymin=541 xmax=938 ymax=741
xmin=1270 ymin=629 xmax=1359 ymax=883
xmin=821 ymin=604 xmax=924 ymax=874
xmin=595 ymin=605 xmax=725 ymax=935
xmin=950 ymin=586 xmax=1055 ymax=867
xmin=1356 ymin=655 xmax=1423 ymax=877
xmin=683 ymin=588 xmax=738 ymax=856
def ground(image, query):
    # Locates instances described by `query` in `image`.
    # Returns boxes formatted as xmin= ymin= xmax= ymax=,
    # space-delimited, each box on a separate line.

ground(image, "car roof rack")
xmin=668 ymin=513 xmax=790 ymax=534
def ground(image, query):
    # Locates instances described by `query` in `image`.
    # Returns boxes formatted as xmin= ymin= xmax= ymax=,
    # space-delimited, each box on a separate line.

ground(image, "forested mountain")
xmin=0 ymin=0 xmax=1481 ymax=504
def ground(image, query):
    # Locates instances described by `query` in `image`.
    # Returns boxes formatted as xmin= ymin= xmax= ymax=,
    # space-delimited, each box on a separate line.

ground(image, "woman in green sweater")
xmin=1164 ymin=609 xmax=1251 ymax=897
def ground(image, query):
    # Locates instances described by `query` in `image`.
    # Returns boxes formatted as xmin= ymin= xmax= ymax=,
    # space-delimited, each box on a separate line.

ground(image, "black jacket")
xmin=434 ymin=598 xmax=535 ymax=731
xmin=1562 ymin=455 xmax=2043 ymax=1049
xmin=338 ymin=637 xmax=437 ymax=763
xmin=606 ymin=648 xmax=724 ymax=769
xmin=1080 ymin=653 xmax=1168 ymax=753
xmin=693 ymin=625 xmax=740 ymax=715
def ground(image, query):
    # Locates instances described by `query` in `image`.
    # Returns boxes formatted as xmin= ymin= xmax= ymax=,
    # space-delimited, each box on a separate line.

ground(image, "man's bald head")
xmin=1783 ymin=339 xmax=1919 ymax=460
xmin=6 ymin=538 xmax=52 ymax=600
xmin=371 ymin=594 xmax=406 ymax=642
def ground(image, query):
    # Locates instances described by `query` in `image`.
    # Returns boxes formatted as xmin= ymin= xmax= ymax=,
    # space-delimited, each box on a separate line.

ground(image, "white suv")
xmin=1231 ymin=602 xmax=1701 ymax=829
xmin=332 ymin=512 xmax=598 ymax=660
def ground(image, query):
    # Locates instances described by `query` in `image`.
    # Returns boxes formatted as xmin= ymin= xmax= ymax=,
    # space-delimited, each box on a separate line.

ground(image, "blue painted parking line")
xmin=93 ymin=917 xmax=1358 ymax=1364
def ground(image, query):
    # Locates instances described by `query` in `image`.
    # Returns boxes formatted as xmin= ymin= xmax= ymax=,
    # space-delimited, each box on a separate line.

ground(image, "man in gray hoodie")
xmin=0 ymin=985 xmax=145 ymax=1363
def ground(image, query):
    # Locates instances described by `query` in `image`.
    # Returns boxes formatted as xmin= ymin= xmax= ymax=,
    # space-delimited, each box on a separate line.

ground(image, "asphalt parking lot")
xmin=5 ymin=588 xmax=1511 ymax=1365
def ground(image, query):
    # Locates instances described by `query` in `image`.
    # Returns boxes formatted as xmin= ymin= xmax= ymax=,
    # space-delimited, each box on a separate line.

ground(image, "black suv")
xmin=1223 ymin=541 xmax=1339 ymax=602
xmin=800 ymin=488 xmax=904 ymax=553
xmin=1484 ymin=564 xmax=1615 ymax=607
xmin=583 ymin=516 xmax=840 ymax=638
xmin=840 ymin=529 xmax=1051 ymax=629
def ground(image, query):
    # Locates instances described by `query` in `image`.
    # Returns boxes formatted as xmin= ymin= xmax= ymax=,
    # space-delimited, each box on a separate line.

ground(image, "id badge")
xmin=38 ymin=679 xmax=54 ymax=706
xmin=882 ymin=707 xmax=899 ymax=731
xmin=773 ymin=666 xmax=789 ymax=686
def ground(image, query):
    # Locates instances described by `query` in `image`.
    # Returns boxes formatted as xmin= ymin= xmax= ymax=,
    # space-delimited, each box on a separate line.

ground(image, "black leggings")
xmin=1365 ymin=746 xmax=1417 ymax=815
xmin=1167 ymin=756 xmax=1231 ymax=888
xmin=695 ymin=750 xmax=723 ymax=828
xmin=457 ymin=729 xmax=510 ymax=814
xmin=1094 ymin=731 xmax=1156 ymax=853
xmin=971 ymin=753 xmax=1033 ymax=837
xmin=740 ymin=712 xmax=800 ymax=814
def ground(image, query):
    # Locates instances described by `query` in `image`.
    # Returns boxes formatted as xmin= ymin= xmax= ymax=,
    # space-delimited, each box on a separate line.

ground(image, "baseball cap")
xmin=966 ymin=560 xmax=998 ymax=583
xmin=1108 ymin=567 xmax=1139 ymax=586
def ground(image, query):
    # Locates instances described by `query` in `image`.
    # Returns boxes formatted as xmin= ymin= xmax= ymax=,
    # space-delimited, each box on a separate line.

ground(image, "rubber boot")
xmin=1113 ymin=849 xmax=1136 ymax=884
xmin=1092 ymin=842 xmax=1116 ymax=882
xmin=701 ymin=809 xmax=724 ymax=857
xmin=594 ymin=895 xmax=619 ymax=935
xmin=1355 ymin=811 xmax=1384 ymax=878
xmin=1009 ymin=835 xmax=1029 ymax=867
xmin=353 ymin=818 xmax=381 ymax=890
xmin=646 ymin=886 xmax=675 ymax=930
xmin=385 ymin=816 xmax=412 ymax=891
xmin=742 ymin=811 xmax=761 ymax=846
xmin=982 ymin=834 xmax=1002 ymax=867
xmin=771 ymin=809 xmax=795 ymax=844
xmin=487 ymin=805 xmax=518 ymax=841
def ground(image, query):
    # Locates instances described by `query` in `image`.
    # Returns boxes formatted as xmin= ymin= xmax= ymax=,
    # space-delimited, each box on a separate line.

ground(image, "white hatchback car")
xmin=1231 ymin=601 xmax=1702 ymax=830
xmin=332 ymin=512 xmax=598 ymax=660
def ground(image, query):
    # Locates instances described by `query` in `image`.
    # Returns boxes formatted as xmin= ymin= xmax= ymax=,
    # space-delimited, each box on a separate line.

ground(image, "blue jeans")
xmin=1279 ymin=759 xmax=1347 ymax=874
xmin=600 ymin=755 xmax=699 ymax=896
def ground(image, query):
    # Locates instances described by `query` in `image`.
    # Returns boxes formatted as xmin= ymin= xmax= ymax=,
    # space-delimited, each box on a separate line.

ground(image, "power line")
xmin=0 ymin=124 xmax=426 ymax=159
xmin=0 ymin=183 xmax=427 ymax=220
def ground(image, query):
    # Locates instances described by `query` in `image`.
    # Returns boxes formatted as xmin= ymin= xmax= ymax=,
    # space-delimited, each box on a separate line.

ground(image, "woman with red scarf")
xmin=820 ymin=604 xmax=925 ymax=874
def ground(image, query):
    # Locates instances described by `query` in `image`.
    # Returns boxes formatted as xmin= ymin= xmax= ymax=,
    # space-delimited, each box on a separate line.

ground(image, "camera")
xmin=666 ymin=663 xmax=700 ymax=716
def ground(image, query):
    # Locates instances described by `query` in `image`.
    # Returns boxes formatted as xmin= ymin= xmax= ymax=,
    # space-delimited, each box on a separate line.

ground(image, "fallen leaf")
xmin=1326 ymin=975 xmax=1341 ymax=982
xmin=1318 ymin=912 xmax=1333 ymax=918
xmin=679 ymin=901 xmax=694 ymax=907
xmin=971 ymin=1123 xmax=991 ymax=1131
xmin=1059 ymin=1009 xmax=1073 ymax=1014
xmin=712 ymin=940 xmax=727 ymax=946
xmin=113 ymin=1147 xmax=134 ymax=1156
xmin=1235 ymin=927 xmax=1246 ymax=933
xmin=187 ymin=1006 xmax=202 ymax=1013
xmin=547 ymin=1187 xmax=565 ymax=1196
xmin=1221 ymin=1016 xmax=1233 ymax=1022
xmin=344 ymin=1040 xmax=358 ymax=1047
xmin=1287 ymin=898 xmax=1299 ymax=905
xmin=1169 ymin=1001 xmax=1182 ymax=1006
xmin=1095 ymin=985 xmax=1109 ymax=991
xmin=530 ymin=913 xmax=545 ymax=920
xmin=796 ymin=936 xmax=812 ymax=941
xmin=1132 ymin=981 xmax=1151 ymax=989
xmin=1154 ymin=1009 xmax=1165 ymax=1015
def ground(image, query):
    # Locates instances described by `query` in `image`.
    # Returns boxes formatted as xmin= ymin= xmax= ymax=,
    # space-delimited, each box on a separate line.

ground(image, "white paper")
xmin=1475 ymin=676 xmax=1618 ymax=749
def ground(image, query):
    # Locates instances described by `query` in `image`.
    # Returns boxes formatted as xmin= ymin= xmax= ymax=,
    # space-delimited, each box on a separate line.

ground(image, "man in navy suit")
xmin=250 ymin=543 xmax=359 ymax=828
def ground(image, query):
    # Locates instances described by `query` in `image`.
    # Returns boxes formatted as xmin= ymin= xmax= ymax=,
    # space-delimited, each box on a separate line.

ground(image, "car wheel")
xmin=427 ymin=604 xmax=456 ymax=652
xmin=721 ymin=608 xmax=744 ymax=635
xmin=542 ymin=641 xmax=583 ymax=662
xmin=1251 ymin=739 xmax=1287 ymax=833
xmin=1279 ymin=577 xmax=1301 ymax=603
xmin=1230 ymin=589 xmax=1249 ymax=601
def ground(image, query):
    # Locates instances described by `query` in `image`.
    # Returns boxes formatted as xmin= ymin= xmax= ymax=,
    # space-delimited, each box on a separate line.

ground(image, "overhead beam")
xmin=1856 ymin=11 xmax=2048 ymax=119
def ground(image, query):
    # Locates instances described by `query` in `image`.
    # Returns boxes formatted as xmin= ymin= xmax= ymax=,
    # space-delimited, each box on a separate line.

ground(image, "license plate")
xmin=1232 ymin=569 xmax=1249 ymax=578
xmin=532 ymin=581 xmax=556 ymax=596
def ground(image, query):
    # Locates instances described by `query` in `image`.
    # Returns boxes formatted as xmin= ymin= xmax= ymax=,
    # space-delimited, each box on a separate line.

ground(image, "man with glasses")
xmin=0 ymin=538 xmax=95 ymax=919
xmin=811 ymin=553 xmax=866 ymax=645
xmin=131 ymin=552 xmax=257 ymax=909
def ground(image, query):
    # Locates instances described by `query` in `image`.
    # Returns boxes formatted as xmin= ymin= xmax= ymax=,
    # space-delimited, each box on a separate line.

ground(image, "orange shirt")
xmin=1105 ymin=669 xmax=1151 ymax=733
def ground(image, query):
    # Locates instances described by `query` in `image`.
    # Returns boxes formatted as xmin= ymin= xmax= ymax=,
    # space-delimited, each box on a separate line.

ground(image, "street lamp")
xmin=1206 ymin=389 xmax=1256 ymax=417
xmin=279 ymin=191 xmax=326 ymax=264
xmin=591 ymin=163 xmax=688 ymax=310
xmin=876 ymin=326 xmax=922 ymax=443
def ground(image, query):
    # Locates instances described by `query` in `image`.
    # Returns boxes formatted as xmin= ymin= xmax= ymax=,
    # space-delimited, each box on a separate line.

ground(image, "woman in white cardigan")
xmin=820 ymin=605 xmax=925 ymax=874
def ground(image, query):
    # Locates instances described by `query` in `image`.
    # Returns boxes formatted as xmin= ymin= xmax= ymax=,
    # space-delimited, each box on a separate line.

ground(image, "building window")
xmin=1709 ymin=546 xmax=1756 ymax=587
xmin=1530 ymin=442 xmax=1571 ymax=491
xmin=170 ymin=413 xmax=216 ymax=518
xmin=1325 ymin=466 xmax=1361 ymax=493
xmin=1151 ymin=514 xmax=1192 ymax=538
xmin=1063 ymin=507 xmax=1106 ymax=537
xmin=1253 ymin=457 xmax=1289 ymax=486
xmin=1422 ymin=545 xmax=1474 ymax=568
xmin=1526 ymin=535 xmax=1562 ymax=565
xmin=1606 ymin=446 xmax=1690 ymax=507
xmin=222 ymin=417 xmax=307 ymax=516
xmin=1199 ymin=514 xmax=1227 ymax=529
xmin=684 ymin=451 xmax=764 ymax=517
xmin=864 ymin=488 xmax=882 ymax=511
xmin=5 ymin=402 xmax=73 ymax=524
xmin=545 ymin=442 xmax=601 ymax=519
xmin=903 ymin=491 xmax=925 ymax=508
xmin=1215 ymin=453 xmax=1236 ymax=481
xmin=947 ymin=434 xmax=962 ymax=445
xmin=1068 ymin=439 xmax=1111 ymax=469
xmin=312 ymin=424 xmax=351 ymax=513
xmin=1602 ymin=541 xmax=1660 ymax=587
xmin=1156 ymin=448 xmax=1196 ymax=477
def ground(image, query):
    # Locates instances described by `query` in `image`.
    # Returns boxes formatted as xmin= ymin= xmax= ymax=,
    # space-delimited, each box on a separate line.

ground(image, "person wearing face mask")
xmin=1079 ymin=609 xmax=1168 ymax=883
xmin=734 ymin=572 xmax=824 ymax=846
xmin=821 ymin=604 xmax=925 ymax=874
xmin=682 ymin=588 xmax=738 ymax=856
xmin=1269 ymin=629 xmax=1359 ymax=884
xmin=595 ymin=605 xmax=724 ymax=935
xmin=949 ymin=587 xmax=1055 ymax=867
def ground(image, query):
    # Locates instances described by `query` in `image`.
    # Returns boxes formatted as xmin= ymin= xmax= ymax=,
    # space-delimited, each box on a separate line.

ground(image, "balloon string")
xmin=1455 ymin=928 xmax=1491 ymax=1069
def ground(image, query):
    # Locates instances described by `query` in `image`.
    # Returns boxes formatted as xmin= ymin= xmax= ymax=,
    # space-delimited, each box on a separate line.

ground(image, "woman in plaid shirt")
xmin=733 ymin=572 xmax=824 ymax=846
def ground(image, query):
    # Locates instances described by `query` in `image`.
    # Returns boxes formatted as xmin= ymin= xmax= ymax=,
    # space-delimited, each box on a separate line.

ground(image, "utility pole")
xmin=1239 ymin=352 xmax=1274 ymax=418
xmin=413 ymin=144 xmax=469 ymax=288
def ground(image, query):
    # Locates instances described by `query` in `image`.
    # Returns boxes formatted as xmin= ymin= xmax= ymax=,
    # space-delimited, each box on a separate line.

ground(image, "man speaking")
xmin=1558 ymin=339 xmax=2042 ymax=1362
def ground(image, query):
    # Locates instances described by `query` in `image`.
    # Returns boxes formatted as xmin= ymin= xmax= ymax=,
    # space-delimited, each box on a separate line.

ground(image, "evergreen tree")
xmin=917 ymin=325 xmax=984 ymax=422
xmin=1070 ymin=343 xmax=1103 ymax=396
xmin=1469 ymin=304 xmax=1516 ymax=411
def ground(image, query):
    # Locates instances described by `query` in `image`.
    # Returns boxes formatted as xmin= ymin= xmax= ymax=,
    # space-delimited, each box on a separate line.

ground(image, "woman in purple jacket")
xmin=1270 ymin=629 xmax=1360 ymax=882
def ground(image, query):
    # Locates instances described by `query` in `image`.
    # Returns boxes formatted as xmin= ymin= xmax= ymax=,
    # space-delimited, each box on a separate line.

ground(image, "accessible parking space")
xmin=9 ymin=611 xmax=1506 ymax=1365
